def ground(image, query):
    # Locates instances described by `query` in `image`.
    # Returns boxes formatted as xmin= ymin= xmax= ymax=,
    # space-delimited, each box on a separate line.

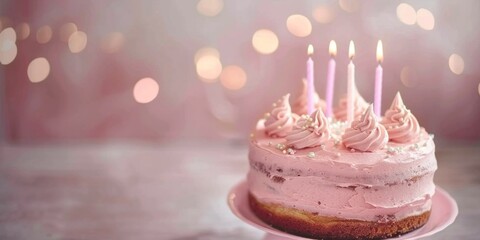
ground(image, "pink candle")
xmin=374 ymin=40 xmax=383 ymax=117
xmin=347 ymin=41 xmax=355 ymax=123
xmin=325 ymin=40 xmax=337 ymax=118
xmin=307 ymin=44 xmax=315 ymax=115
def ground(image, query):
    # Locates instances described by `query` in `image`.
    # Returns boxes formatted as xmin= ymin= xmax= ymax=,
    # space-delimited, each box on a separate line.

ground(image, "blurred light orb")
xmin=196 ymin=55 xmax=222 ymax=82
xmin=0 ymin=44 xmax=17 ymax=65
xmin=15 ymin=23 xmax=30 ymax=40
xmin=339 ymin=0 xmax=360 ymax=13
xmin=36 ymin=25 xmax=52 ymax=44
xmin=252 ymin=29 xmax=279 ymax=55
xmin=286 ymin=14 xmax=312 ymax=37
xmin=312 ymin=6 xmax=335 ymax=24
xmin=396 ymin=3 xmax=416 ymax=25
xmin=478 ymin=83 xmax=480 ymax=96
xmin=197 ymin=0 xmax=224 ymax=17
xmin=416 ymin=8 xmax=435 ymax=30
xmin=0 ymin=27 xmax=16 ymax=41
xmin=28 ymin=57 xmax=50 ymax=83
xmin=68 ymin=31 xmax=87 ymax=53
xmin=194 ymin=47 xmax=220 ymax=64
xmin=400 ymin=66 xmax=418 ymax=88
xmin=133 ymin=77 xmax=159 ymax=104
xmin=0 ymin=27 xmax=17 ymax=65
xmin=448 ymin=54 xmax=464 ymax=75
xmin=101 ymin=32 xmax=124 ymax=53
xmin=59 ymin=22 xmax=78 ymax=42
xmin=220 ymin=65 xmax=247 ymax=90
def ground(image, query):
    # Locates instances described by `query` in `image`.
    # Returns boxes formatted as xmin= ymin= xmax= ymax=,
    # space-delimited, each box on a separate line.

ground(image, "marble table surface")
xmin=0 ymin=140 xmax=478 ymax=240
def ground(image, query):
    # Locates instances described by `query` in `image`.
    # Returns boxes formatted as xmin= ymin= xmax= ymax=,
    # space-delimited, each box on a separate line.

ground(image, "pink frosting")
xmin=342 ymin=105 xmax=388 ymax=152
xmin=292 ymin=79 xmax=326 ymax=115
xmin=286 ymin=110 xmax=330 ymax=149
xmin=382 ymin=92 xmax=421 ymax=143
xmin=334 ymin=87 xmax=369 ymax=121
xmin=264 ymin=94 xmax=295 ymax=137
xmin=248 ymin=119 xmax=437 ymax=222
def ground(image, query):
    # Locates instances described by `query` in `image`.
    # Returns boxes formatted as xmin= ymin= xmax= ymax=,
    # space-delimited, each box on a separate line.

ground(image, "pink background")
xmin=1 ymin=0 xmax=480 ymax=143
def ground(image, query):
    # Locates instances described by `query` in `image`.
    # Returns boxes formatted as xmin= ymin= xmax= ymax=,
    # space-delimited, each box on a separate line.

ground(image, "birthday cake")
xmin=247 ymin=90 xmax=437 ymax=239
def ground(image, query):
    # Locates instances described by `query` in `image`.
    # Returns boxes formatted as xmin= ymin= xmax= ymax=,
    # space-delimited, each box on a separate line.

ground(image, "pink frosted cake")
xmin=247 ymin=91 xmax=437 ymax=239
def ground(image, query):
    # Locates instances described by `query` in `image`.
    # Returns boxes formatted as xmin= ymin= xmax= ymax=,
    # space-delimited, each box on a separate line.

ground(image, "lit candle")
xmin=307 ymin=44 xmax=315 ymax=115
xmin=347 ymin=41 xmax=355 ymax=123
xmin=325 ymin=40 xmax=337 ymax=118
xmin=374 ymin=40 xmax=383 ymax=117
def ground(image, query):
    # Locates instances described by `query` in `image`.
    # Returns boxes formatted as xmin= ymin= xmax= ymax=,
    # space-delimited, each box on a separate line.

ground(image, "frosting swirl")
xmin=342 ymin=105 xmax=388 ymax=152
xmin=381 ymin=92 xmax=421 ymax=143
xmin=264 ymin=94 xmax=295 ymax=137
xmin=292 ymin=79 xmax=326 ymax=115
xmin=286 ymin=109 xmax=330 ymax=149
xmin=334 ymin=87 xmax=369 ymax=121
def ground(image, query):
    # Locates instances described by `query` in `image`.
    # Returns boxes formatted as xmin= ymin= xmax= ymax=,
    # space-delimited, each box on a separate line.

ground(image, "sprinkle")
xmin=336 ymin=153 xmax=341 ymax=157
xmin=334 ymin=140 xmax=340 ymax=145
xmin=272 ymin=103 xmax=277 ymax=107
xmin=276 ymin=143 xmax=286 ymax=150
xmin=307 ymin=152 xmax=315 ymax=158
xmin=429 ymin=134 xmax=435 ymax=140
xmin=287 ymin=148 xmax=296 ymax=155
xmin=320 ymin=145 xmax=326 ymax=150
xmin=282 ymin=150 xmax=287 ymax=154
xmin=410 ymin=143 xmax=419 ymax=150
xmin=264 ymin=112 xmax=271 ymax=118
xmin=277 ymin=125 xmax=282 ymax=129
xmin=249 ymin=133 xmax=254 ymax=138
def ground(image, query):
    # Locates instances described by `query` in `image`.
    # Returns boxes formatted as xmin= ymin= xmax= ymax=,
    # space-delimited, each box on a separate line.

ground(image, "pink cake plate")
xmin=228 ymin=180 xmax=458 ymax=240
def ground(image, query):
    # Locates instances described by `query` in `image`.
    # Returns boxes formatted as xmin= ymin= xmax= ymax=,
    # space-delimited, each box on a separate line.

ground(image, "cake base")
xmin=249 ymin=193 xmax=430 ymax=240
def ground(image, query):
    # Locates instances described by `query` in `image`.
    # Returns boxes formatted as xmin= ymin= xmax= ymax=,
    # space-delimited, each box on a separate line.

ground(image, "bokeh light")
xmin=68 ymin=31 xmax=87 ymax=53
xmin=286 ymin=14 xmax=312 ymax=37
xmin=28 ymin=57 xmax=50 ymax=83
xmin=196 ymin=55 xmax=222 ymax=82
xmin=396 ymin=3 xmax=416 ymax=25
xmin=101 ymin=32 xmax=124 ymax=53
xmin=416 ymin=8 xmax=435 ymax=30
xmin=194 ymin=47 xmax=220 ymax=64
xmin=252 ymin=29 xmax=279 ymax=55
xmin=220 ymin=65 xmax=247 ymax=90
xmin=36 ymin=25 xmax=52 ymax=44
xmin=312 ymin=6 xmax=335 ymax=24
xmin=0 ymin=27 xmax=17 ymax=65
xmin=478 ymin=83 xmax=480 ymax=96
xmin=400 ymin=66 xmax=418 ymax=88
xmin=59 ymin=22 xmax=78 ymax=42
xmin=197 ymin=0 xmax=224 ymax=17
xmin=449 ymin=54 xmax=464 ymax=75
xmin=133 ymin=77 xmax=160 ymax=104
xmin=339 ymin=0 xmax=360 ymax=13
xmin=15 ymin=23 xmax=30 ymax=40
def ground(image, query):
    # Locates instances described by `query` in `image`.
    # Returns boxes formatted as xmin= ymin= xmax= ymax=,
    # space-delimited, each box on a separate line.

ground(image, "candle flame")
xmin=308 ymin=44 xmax=314 ymax=56
xmin=376 ymin=40 xmax=383 ymax=63
xmin=307 ymin=44 xmax=313 ymax=56
xmin=348 ymin=40 xmax=355 ymax=59
xmin=329 ymin=40 xmax=337 ymax=57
